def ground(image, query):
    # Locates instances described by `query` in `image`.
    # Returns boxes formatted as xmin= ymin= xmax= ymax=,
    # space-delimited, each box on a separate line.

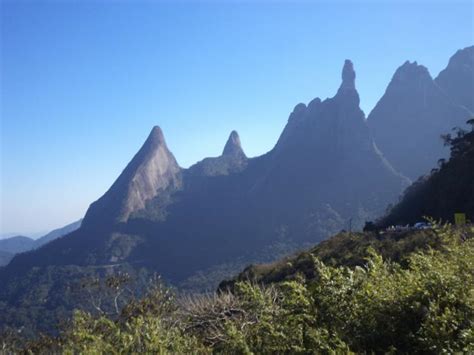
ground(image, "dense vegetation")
xmin=1 ymin=224 xmax=472 ymax=353
xmin=379 ymin=121 xmax=474 ymax=227
xmin=219 ymin=224 xmax=448 ymax=289
xmin=2 ymin=224 xmax=473 ymax=353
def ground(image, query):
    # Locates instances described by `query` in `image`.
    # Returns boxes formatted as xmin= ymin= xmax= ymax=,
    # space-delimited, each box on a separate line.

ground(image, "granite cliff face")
xmin=435 ymin=46 xmax=474 ymax=112
xmin=368 ymin=60 xmax=471 ymax=180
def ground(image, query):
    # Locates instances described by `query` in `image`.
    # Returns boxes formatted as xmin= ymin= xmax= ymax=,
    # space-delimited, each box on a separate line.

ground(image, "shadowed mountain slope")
xmin=368 ymin=60 xmax=471 ymax=180
xmin=435 ymin=45 xmax=474 ymax=112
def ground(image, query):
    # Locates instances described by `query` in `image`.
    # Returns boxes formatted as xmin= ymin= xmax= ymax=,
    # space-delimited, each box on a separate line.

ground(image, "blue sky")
xmin=1 ymin=0 xmax=473 ymax=236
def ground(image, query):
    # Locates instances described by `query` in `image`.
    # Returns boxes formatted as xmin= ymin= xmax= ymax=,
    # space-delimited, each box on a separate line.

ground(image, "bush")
xmin=8 ymin=225 xmax=474 ymax=353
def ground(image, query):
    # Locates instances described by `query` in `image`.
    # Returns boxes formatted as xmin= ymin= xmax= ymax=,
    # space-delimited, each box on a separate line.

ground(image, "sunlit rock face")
xmin=83 ymin=126 xmax=182 ymax=226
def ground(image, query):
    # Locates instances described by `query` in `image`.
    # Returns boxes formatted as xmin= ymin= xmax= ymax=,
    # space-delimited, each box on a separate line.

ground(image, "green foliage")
xmin=7 ymin=225 xmax=472 ymax=353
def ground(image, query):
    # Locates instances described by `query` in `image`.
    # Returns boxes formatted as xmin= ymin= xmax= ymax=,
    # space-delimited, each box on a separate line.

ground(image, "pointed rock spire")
xmin=339 ymin=59 xmax=356 ymax=91
xmin=147 ymin=126 xmax=166 ymax=145
xmin=223 ymin=130 xmax=245 ymax=157
xmin=336 ymin=59 xmax=360 ymax=106
xmin=83 ymin=125 xmax=181 ymax=226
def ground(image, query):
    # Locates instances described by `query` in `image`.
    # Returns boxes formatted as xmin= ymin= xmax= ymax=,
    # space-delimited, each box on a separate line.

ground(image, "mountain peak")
xmin=340 ymin=59 xmax=356 ymax=90
xmin=144 ymin=125 xmax=167 ymax=148
xmin=336 ymin=59 xmax=360 ymax=105
xmin=223 ymin=130 xmax=245 ymax=157
xmin=393 ymin=61 xmax=431 ymax=82
xmin=149 ymin=125 xmax=165 ymax=141
xmin=83 ymin=125 xmax=181 ymax=226
xmin=435 ymin=46 xmax=474 ymax=112
xmin=445 ymin=45 xmax=474 ymax=68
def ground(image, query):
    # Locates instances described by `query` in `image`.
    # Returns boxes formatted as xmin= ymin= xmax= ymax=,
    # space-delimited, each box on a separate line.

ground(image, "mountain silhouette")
xmin=368 ymin=59 xmax=471 ymax=180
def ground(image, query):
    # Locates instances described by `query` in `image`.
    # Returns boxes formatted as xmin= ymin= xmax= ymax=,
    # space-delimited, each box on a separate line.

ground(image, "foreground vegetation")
xmin=3 ymin=223 xmax=473 ymax=353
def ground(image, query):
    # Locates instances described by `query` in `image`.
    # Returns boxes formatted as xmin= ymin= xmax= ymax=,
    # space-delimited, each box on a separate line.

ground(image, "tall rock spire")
xmin=340 ymin=59 xmax=356 ymax=90
xmin=336 ymin=59 xmax=360 ymax=105
xmin=222 ymin=130 xmax=245 ymax=157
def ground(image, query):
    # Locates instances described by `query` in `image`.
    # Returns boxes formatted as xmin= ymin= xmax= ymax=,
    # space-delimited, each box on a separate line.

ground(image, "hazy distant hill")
xmin=0 ymin=220 xmax=82 ymax=266
xmin=0 ymin=236 xmax=34 ymax=254
xmin=368 ymin=50 xmax=472 ymax=180
xmin=32 ymin=219 xmax=82 ymax=249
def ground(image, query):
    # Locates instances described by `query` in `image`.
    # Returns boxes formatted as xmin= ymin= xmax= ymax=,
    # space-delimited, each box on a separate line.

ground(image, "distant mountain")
xmin=0 ymin=236 xmax=34 ymax=254
xmin=33 ymin=219 xmax=82 ymax=249
xmin=435 ymin=46 xmax=474 ymax=112
xmin=368 ymin=59 xmax=471 ymax=180
xmin=0 ymin=220 xmax=82 ymax=266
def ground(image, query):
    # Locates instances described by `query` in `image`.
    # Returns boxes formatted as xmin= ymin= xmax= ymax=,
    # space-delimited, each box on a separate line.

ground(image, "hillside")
xmin=0 ymin=250 xmax=14 ymax=267
xmin=0 ymin=236 xmax=34 ymax=254
xmin=378 ymin=122 xmax=474 ymax=227
xmin=4 ymin=225 xmax=473 ymax=353
xmin=32 ymin=219 xmax=82 ymax=249
xmin=218 ymin=227 xmax=450 ymax=290
xmin=223 ymin=120 xmax=474 ymax=289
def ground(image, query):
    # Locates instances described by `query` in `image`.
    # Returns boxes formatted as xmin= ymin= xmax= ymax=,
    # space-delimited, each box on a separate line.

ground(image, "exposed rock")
xmin=83 ymin=126 xmax=182 ymax=226
xmin=223 ymin=130 xmax=245 ymax=157
xmin=339 ymin=59 xmax=356 ymax=91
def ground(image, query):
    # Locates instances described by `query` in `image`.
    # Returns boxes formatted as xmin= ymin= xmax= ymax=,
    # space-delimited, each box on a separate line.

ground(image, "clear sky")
xmin=1 ymin=0 xmax=472 ymax=236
